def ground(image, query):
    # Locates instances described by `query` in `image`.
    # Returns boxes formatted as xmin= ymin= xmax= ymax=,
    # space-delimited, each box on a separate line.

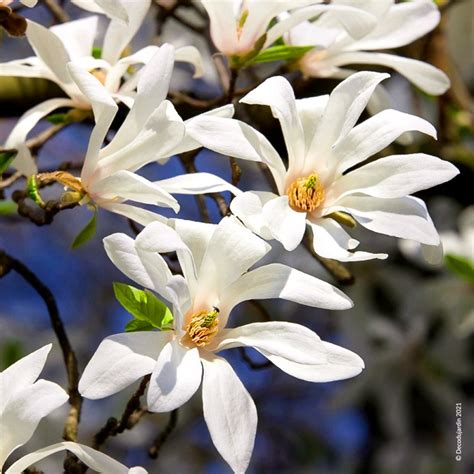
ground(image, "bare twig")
xmin=148 ymin=409 xmax=179 ymax=459
xmin=41 ymin=0 xmax=70 ymax=23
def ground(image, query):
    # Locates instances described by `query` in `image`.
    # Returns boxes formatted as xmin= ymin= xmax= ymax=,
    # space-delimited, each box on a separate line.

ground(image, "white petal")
xmin=147 ymin=340 xmax=201 ymax=412
xmin=258 ymin=341 xmax=364 ymax=382
xmin=332 ymin=109 xmax=437 ymax=175
xmin=201 ymin=354 xmax=257 ymax=474
xmin=241 ymin=76 xmax=305 ymax=176
xmin=174 ymin=46 xmax=204 ymax=78
xmin=350 ymin=0 xmax=440 ymax=50
xmin=295 ymin=95 xmax=329 ymax=155
xmin=92 ymin=171 xmax=179 ymax=212
xmin=79 ymin=332 xmax=167 ymax=399
xmin=309 ymin=218 xmax=387 ymax=262
xmin=70 ymin=0 xmax=129 ymax=22
xmin=5 ymin=442 xmax=134 ymax=474
xmin=330 ymin=195 xmax=442 ymax=245
xmin=99 ymin=202 xmax=167 ymax=227
xmin=25 ymin=20 xmax=72 ymax=85
xmin=212 ymin=322 xmax=327 ymax=365
xmin=157 ymin=173 xmax=241 ymax=196
xmin=0 ymin=61 xmax=48 ymax=80
xmin=330 ymin=52 xmax=450 ymax=95
xmin=262 ymin=196 xmax=307 ymax=251
xmin=20 ymin=0 xmax=38 ymax=6
xmin=195 ymin=217 xmax=271 ymax=310
xmin=221 ymin=263 xmax=353 ymax=315
xmin=103 ymin=233 xmax=172 ymax=294
xmin=306 ymin=71 xmax=388 ymax=170
xmin=0 ymin=380 xmax=68 ymax=467
xmin=101 ymin=0 xmax=151 ymax=65
xmin=330 ymin=153 xmax=459 ymax=201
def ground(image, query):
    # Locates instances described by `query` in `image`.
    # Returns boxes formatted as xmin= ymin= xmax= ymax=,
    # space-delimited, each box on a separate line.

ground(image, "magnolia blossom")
xmin=0 ymin=344 xmax=145 ymax=473
xmin=79 ymin=217 xmax=363 ymax=472
xmin=0 ymin=0 xmax=37 ymax=6
xmin=201 ymin=0 xmax=380 ymax=60
xmin=187 ymin=71 xmax=459 ymax=261
xmin=285 ymin=0 xmax=450 ymax=112
xmin=0 ymin=0 xmax=202 ymax=175
xmin=56 ymin=44 xmax=239 ymax=227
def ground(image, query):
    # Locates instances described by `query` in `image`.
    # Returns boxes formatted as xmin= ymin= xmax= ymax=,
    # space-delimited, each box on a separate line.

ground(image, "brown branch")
xmin=148 ymin=409 xmax=179 ymax=459
xmin=0 ymin=251 xmax=82 ymax=443
xmin=93 ymin=375 xmax=150 ymax=450
xmin=41 ymin=0 xmax=70 ymax=23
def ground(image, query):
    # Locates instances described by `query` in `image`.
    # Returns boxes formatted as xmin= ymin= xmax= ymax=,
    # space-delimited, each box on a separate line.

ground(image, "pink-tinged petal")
xmin=309 ymin=218 xmax=387 ymax=262
xmin=201 ymin=354 xmax=257 ymax=473
xmin=147 ymin=340 xmax=202 ymax=412
xmin=258 ymin=341 xmax=364 ymax=382
xmin=212 ymin=321 xmax=327 ymax=365
xmin=262 ymin=195 xmax=307 ymax=251
xmin=79 ymin=332 xmax=167 ymax=399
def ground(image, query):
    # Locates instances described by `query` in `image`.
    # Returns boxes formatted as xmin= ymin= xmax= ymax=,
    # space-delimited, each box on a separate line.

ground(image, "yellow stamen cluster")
xmin=91 ymin=69 xmax=107 ymax=85
xmin=185 ymin=308 xmax=219 ymax=347
xmin=287 ymin=173 xmax=325 ymax=212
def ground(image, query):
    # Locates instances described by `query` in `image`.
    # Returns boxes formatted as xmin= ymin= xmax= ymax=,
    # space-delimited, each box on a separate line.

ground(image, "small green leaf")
xmin=27 ymin=175 xmax=45 ymax=207
xmin=0 ymin=199 xmax=17 ymax=215
xmin=113 ymin=282 xmax=174 ymax=329
xmin=0 ymin=150 xmax=16 ymax=174
xmin=125 ymin=319 xmax=155 ymax=333
xmin=92 ymin=46 xmax=102 ymax=59
xmin=46 ymin=112 xmax=68 ymax=124
xmin=445 ymin=254 xmax=474 ymax=284
xmin=71 ymin=211 xmax=97 ymax=249
xmin=251 ymin=45 xmax=314 ymax=64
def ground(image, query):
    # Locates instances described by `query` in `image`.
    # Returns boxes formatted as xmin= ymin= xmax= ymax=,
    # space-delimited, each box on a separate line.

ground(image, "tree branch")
xmin=148 ymin=409 xmax=179 ymax=459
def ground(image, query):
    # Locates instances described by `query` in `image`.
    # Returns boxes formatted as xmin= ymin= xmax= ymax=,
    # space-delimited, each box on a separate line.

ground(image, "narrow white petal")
xmin=174 ymin=46 xmax=204 ymax=78
xmin=295 ymin=95 xmax=329 ymax=155
xmin=147 ymin=341 xmax=202 ymax=412
xmin=221 ymin=263 xmax=353 ymax=314
xmin=212 ymin=322 xmax=327 ymax=364
xmin=79 ymin=332 xmax=167 ymax=399
xmin=5 ymin=442 xmax=134 ymax=474
xmin=20 ymin=0 xmax=38 ymax=6
xmin=99 ymin=202 xmax=167 ymax=227
xmin=262 ymin=196 xmax=307 ymax=251
xmin=157 ymin=173 xmax=241 ymax=196
xmin=201 ymin=354 xmax=257 ymax=474
xmin=258 ymin=341 xmax=364 ymax=382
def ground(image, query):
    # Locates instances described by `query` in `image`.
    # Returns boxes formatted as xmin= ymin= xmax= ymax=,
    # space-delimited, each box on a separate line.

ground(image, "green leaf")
xmin=125 ymin=319 xmax=155 ymax=333
xmin=27 ymin=175 xmax=44 ymax=206
xmin=113 ymin=282 xmax=174 ymax=329
xmin=0 ymin=199 xmax=17 ymax=215
xmin=92 ymin=46 xmax=102 ymax=59
xmin=445 ymin=254 xmax=474 ymax=284
xmin=46 ymin=112 xmax=68 ymax=125
xmin=0 ymin=151 xmax=16 ymax=174
xmin=71 ymin=211 xmax=97 ymax=249
xmin=251 ymin=45 xmax=314 ymax=64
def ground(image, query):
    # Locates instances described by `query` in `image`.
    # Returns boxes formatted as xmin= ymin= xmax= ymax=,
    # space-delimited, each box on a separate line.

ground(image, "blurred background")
xmin=1 ymin=1 xmax=473 ymax=473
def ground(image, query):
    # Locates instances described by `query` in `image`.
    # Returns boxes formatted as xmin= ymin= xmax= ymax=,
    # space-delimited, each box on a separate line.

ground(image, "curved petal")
xmin=295 ymin=95 xmax=329 ymax=155
xmin=5 ymin=442 xmax=136 ymax=474
xmin=330 ymin=52 xmax=450 ymax=95
xmin=99 ymin=202 xmax=167 ymax=227
xmin=147 ymin=340 xmax=202 ymax=412
xmin=103 ymin=233 xmax=172 ymax=294
xmin=258 ymin=341 xmax=364 ymax=382
xmin=331 ymin=109 xmax=437 ymax=175
xmin=306 ymin=71 xmax=389 ymax=172
xmin=330 ymin=195 xmax=441 ymax=245
xmin=221 ymin=262 xmax=353 ymax=316
xmin=201 ymin=354 xmax=257 ymax=474
xmin=241 ymin=76 xmax=304 ymax=177
xmin=157 ymin=172 xmax=241 ymax=196
xmin=174 ymin=46 xmax=204 ymax=78
xmin=329 ymin=153 xmax=459 ymax=201
xmin=79 ymin=332 xmax=167 ymax=399
xmin=309 ymin=218 xmax=387 ymax=262
xmin=212 ymin=322 xmax=327 ymax=365
xmin=71 ymin=0 xmax=129 ymax=22
xmin=0 ymin=380 xmax=68 ymax=467
xmin=262 ymin=196 xmax=307 ymax=251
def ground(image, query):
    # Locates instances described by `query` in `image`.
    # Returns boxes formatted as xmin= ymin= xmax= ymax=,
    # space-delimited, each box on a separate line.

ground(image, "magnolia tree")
xmin=0 ymin=0 xmax=468 ymax=473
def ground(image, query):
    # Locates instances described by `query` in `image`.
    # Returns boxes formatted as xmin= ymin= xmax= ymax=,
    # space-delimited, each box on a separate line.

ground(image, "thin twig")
xmin=0 ymin=251 xmax=82 ymax=442
xmin=148 ymin=409 xmax=179 ymax=459
xmin=41 ymin=0 xmax=70 ymax=23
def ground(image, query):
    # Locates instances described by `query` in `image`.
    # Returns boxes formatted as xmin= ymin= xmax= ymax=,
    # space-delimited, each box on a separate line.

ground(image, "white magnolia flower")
xmin=61 ymin=44 xmax=238 ymax=226
xmin=0 ymin=0 xmax=203 ymax=176
xmin=201 ymin=0 xmax=379 ymax=60
xmin=285 ymin=0 xmax=450 ymax=112
xmin=187 ymin=71 xmax=459 ymax=261
xmin=0 ymin=344 xmax=147 ymax=473
xmin=0 ymin=0 xmax=37 ymax=7
xmin=79 ymin=217 xmax=363 ymax=473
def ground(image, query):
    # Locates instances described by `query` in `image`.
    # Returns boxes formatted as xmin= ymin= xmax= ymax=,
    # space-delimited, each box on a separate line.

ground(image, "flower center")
xmin=185 ymin=308 xmax=219 ymax=347
xmin=287 ymin=173 xmax=325 ymax=212
xmin=91 ymin=69 xmax=107 ymax=85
